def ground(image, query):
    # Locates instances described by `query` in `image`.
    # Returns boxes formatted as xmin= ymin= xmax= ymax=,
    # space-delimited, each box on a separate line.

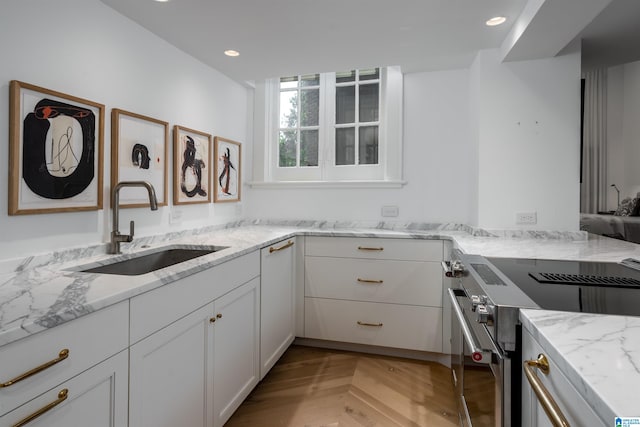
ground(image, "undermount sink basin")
xmin=80 ymin=245 xmax=228 ymax=276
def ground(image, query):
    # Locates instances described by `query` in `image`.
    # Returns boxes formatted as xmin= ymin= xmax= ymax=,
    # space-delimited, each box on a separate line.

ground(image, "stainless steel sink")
xmin=79 ymin=245 xmax=228 ymax=276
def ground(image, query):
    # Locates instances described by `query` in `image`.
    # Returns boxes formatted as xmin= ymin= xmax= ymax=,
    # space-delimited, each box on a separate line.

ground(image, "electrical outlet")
xmin=516 ymin=212 xmax=537 ymax=225
xmin=381 ymin=206 xmax=399 ymax=217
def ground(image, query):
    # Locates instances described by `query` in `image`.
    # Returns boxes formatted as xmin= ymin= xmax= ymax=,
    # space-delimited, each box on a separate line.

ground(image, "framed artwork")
xmin=173 ymin=125 xmax=212 ymax=205
xmin=214 ymin=136 xmax=241 ymax=203
xmin=9 ymin=80 xmax=104 ymax=215
xmin=111 ymin=109 xmax=169 ymax=208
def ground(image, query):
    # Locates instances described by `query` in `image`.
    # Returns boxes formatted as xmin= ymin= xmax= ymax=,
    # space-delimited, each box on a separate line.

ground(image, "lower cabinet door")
xmin=1 ymin=350 xmax=128 ymax=427
xmin=129 ymin=304 xmax=214 ymax=427
xmin=213 ymin=277 xmax=260 ymax=427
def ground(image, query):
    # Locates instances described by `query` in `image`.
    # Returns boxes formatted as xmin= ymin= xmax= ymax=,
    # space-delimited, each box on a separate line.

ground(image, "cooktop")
xmin=486 ymin=257 xmax=640 ymax=316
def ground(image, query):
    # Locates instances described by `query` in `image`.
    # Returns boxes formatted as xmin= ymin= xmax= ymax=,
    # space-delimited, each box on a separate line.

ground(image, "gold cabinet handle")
xmin=12 ymin=388 xmax=68 ymax=427
xmin=210 ymin=313 xmax=222 ymax=323
xmin=357 ymin=321 xmax=383 ymax=327
xmin=1 ymin=349 xmax=69 ymax=388
xmin=216 ymin=313 xmax=222 ymax=319
xmin=269 ymin=240 xmax=294 ymax=253
xmin=357 ymin=246 xmax=383 ymax=251
xmin=209 ymin=317 xmax=216 ymax=323
xmin=357 ymin=278 xmax=384 ymax=284
xmin=523 ymin=354 xmax=570 ymax=427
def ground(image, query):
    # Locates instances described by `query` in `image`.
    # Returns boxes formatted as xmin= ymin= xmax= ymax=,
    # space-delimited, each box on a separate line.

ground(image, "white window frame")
xmin=251 ymin=66 xmax=404 ymax=188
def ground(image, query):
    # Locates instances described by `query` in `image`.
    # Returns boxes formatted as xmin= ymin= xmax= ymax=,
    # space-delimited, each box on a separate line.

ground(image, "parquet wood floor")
xmin=225 ymin=345 xmax=459 ymax=427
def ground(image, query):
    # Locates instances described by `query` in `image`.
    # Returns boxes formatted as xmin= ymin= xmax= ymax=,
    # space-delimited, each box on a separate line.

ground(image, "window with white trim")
xmin=252 ymin=66 xmax=404 ymax=187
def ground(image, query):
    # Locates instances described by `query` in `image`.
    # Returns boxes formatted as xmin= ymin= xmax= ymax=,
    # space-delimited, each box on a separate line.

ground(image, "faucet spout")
xmin=109 ymin=181 xmax=159 ymax=254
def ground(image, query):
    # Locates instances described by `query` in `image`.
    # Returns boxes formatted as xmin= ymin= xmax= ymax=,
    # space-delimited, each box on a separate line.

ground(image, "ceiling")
xmin=99 ymin=0 xmax=640 ymax=83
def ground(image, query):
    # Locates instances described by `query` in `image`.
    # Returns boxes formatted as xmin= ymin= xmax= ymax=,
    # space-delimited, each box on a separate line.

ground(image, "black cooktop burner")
xmin=529 ymin=272 xmax=640 ymax=288
xmin=486 ymin=257 xmax=640 ymax=316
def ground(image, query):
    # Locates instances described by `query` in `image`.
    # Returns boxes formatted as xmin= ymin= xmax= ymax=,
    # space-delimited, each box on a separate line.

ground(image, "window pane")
xmin=359 ymin=68 xmax=379 ymax=81
xmin=336 ymin=86 xmax=355 ymax=124
xmin=300 ymin=89 xmax=319 ymax=126
xmin=359 ymin=83 xmax=379 ymax=122
xmin=279 ymin=130 xmax=297 ymax=167
xmin=359 ymin=126 xmax=379 ymax=164
xmin=300 ymin=130 xmax=318 ymax=166
xmin=335 ymin=128 xmax=355 ymax=165
xmin=301 ymin=74 xmax=320 ymax=87
xmin=336 ymin=70 xmax=356 ymax=83
xmin=280 ymin=76 xmax=298 ymax=89
xmin=279 ymin=91 xmax=298 ymax=128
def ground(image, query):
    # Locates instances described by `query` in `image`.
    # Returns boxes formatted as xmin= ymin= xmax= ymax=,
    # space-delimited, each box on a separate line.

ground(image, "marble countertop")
xmin=520 ymin=309 xmax=640 ymax=422
xmin=3 ymin=220 xmax=640 ymax=421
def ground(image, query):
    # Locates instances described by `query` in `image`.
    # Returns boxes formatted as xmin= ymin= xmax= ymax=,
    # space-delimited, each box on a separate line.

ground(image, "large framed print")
xmin=213 ymin=136 xmax=241 ymax=203
xmin=173 ymin=125 xmax=212 ymax=205
xmin=112 ymin=109 xmax=168 ymax=208
xmin=9 ymin=80 xmax=104 ymax=215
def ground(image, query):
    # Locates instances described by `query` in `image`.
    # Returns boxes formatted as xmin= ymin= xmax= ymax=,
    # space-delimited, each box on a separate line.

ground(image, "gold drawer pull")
xmin=13 ymin=388 xmax=68 ymax=427
xmin=1 ymin=349 xmax=69 ymax=388
xmin=357 ymin=321 xmax=383 ymax=327
xmin=523 ymin=354 xmax=570 ymax=427
xmin=269 ymin=240 xmax=294 ymax=253
xmin=357 ymin=246 xmax=383 ymax=251
xmin=357 ymin=278 xmax=384 ymax=284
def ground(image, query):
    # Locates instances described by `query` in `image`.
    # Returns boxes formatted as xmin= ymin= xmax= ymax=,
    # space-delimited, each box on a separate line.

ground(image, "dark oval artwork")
xmin=180 ymin=135 xmax=207 ymax=198
xmin=22 ymin=98 xmax=95 ymax=199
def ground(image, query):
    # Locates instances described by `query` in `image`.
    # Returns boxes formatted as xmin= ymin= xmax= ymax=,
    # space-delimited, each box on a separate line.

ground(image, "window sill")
xmin=246 ymin=180 xmax=407 ymax=189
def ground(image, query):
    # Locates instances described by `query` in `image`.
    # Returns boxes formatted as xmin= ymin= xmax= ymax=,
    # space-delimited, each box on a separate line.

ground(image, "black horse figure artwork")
xmin=180 ymin=135 xmax=207 ymax=198
xmin=218 ymin=147 xmax=236 ymax=196
xmin=22 ymin=98 xmax=95 ymax=199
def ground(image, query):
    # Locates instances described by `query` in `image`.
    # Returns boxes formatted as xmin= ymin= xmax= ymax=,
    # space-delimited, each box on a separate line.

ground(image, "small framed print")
xmin=173 ymin=125 xmax=212 ymax=205
xmin=111 ymin=109 xmax=168 ymax=208
xmin=214 ymin=136 xmax=241 ymax=203
xmin=9 ymin=80 xmax=104 ymax=215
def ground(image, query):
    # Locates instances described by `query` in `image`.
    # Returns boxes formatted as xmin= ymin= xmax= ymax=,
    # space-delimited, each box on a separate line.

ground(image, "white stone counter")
xmin=520 ymin=309 xmax=640 ymax=422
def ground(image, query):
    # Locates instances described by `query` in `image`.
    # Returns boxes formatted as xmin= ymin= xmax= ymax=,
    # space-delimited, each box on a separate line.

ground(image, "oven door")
xmin=449 ymin=288 xmax=504 ymax=427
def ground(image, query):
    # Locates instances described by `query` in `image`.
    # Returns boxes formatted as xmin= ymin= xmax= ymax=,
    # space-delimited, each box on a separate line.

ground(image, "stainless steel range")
xmin=444 ymin=250 xmax=640 ymax=427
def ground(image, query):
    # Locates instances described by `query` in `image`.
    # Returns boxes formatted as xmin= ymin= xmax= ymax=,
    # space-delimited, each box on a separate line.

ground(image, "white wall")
xmin=472 ymin=49 xmax=581 ymax=230
xmin=244 ymin=69 xmax=475 ymax=223
xmin=0 ymin=0 xmax=250 ymax=260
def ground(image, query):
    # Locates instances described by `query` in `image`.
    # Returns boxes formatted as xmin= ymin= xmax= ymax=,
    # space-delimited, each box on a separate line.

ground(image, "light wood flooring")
xmin=225 ymin=345 xmax=459 ymax=427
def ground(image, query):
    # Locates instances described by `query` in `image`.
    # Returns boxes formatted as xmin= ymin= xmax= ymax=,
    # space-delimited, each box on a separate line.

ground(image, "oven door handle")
xmin=448 ymin=288 xmax=493 ymax=365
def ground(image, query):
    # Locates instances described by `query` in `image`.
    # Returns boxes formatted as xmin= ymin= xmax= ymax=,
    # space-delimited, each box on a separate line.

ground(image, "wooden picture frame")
xmin=173 ymin=125 xmax=212 ymax=205
xmin=111 ymin=109 xmax=169 ymax=208
xmin=9 ymin=80 xmax=104 ymax=215
xmin=214 ymin=136 xmax=241 ymax=203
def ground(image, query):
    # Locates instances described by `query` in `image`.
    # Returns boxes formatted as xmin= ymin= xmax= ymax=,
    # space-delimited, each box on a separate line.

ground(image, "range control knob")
xmin=470 ymin=295 xmax=487 ymax=312
xmin=476 ymin=304 xmax=493 ymax=325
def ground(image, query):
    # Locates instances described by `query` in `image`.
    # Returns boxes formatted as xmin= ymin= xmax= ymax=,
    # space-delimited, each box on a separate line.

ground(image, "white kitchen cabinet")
xmin=260 ymin=238 xmax=295 ymax=379
xmin=129 ymin=304 xmax=214 ymax=427
xmin=1 ymin=349 xmax=128 ymax=427
xmin=129 ymin=277 xmax=260 ymax=427
xmin=304 ymin=236 xmax=444 ymax=352
xmin=212 ymin=277 xmax=260 ymax=427
xmin=521 ymin=328 xmax=605 ymax=427
xmin=0 ymin=301 xmax=129 ymax=418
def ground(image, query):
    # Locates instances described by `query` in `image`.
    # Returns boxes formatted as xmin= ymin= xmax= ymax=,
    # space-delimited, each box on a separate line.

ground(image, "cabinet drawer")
xmin=0 ymin=301 xmax=129 ymax=416
xmin=304 ymin=298 xmax=442 ymax=352
xmin=1 ymin=349 xmax=128 ymax=427
xmin=305 ymin=257 xmax=442 ymax=306
xmin=305 ymin=237 xmax=443 ymax=261
xmin=130 ymin=250 xmax=260 ymax=344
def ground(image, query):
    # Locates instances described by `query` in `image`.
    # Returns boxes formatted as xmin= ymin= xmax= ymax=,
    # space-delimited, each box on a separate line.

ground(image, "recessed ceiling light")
xmin=154 ymin=0 xmax=170 ymax=2
xmin=486 ymin=16 xmax=507 ymax=26
xmin=224 ymin=50 xmax=240 ymax=57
